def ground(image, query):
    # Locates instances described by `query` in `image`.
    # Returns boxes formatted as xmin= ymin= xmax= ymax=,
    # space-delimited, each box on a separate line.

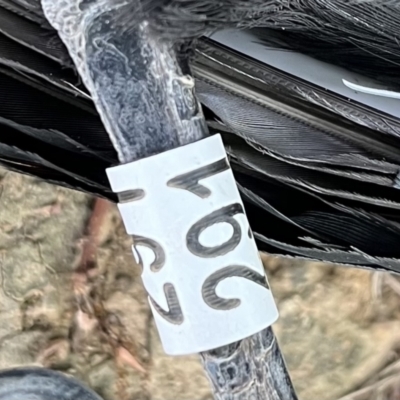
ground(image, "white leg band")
xmin=107 ymin=134 xmax=278 ymax=355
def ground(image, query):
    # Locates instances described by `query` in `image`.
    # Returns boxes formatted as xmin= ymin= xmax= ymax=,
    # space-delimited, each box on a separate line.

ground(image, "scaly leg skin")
xmin=201 ymin=327 xmax=298 ymax=400
xmin=41 ymin=1 xmax=297 ymax=399
xmin=41 ymin=0 xmax=208 ymax=164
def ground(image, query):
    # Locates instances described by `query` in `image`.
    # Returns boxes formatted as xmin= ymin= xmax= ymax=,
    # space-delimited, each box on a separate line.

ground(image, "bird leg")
xmin=41 ymin=1 xmax=297 ymax=399
xmin=41 ymin=0 xmax=208 ymax=163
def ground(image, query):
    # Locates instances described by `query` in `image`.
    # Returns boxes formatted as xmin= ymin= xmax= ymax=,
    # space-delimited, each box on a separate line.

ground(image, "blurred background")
xmin=1 ymin=167 xmax=400 ymax=400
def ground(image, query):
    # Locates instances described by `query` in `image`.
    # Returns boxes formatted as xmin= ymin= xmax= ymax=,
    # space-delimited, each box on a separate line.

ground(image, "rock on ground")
xmin=1 ymin=168 xmax=400 ymax=400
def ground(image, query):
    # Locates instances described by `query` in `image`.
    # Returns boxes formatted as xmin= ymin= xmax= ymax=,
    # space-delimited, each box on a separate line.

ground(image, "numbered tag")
xmin=107 ymin=134 xmax=278 ymax=355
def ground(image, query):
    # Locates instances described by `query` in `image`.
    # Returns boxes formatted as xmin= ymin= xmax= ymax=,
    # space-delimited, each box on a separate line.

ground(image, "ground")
xmin=1 ymin=168 xmax=400 ymax=400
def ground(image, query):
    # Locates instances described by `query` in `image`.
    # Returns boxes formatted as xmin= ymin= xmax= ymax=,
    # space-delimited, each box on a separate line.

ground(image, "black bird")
xmin=1 ymin=0 xmax=400 ymax=274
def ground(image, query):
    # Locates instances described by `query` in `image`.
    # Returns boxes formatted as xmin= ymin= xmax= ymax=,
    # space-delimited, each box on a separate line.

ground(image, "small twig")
xmin=371 ymin=272 xmax=384 ymax=301
xmin=70 ymin=198 xmax=146 ymax=377
xmin=76 ymin=198 xmax=111 ymax=275
xmin=384 ymin=275 xmax=400 ymax=297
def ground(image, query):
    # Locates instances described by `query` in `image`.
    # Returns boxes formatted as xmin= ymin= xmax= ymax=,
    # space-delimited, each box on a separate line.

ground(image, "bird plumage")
xmin=1 ymin=0 xmax=400 ymax=272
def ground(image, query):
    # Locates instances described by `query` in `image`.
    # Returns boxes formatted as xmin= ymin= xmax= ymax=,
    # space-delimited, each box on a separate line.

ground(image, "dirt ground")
xmin=1 ymin=168 xmax=400 ymax=400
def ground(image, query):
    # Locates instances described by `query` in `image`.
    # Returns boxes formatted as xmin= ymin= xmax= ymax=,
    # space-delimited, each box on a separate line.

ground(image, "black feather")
xmin=1 ymin=0 xmax=400 ymax=272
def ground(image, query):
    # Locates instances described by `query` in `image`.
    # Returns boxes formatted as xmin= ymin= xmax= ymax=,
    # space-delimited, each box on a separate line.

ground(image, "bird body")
xmin=1 ymin=0 xmax=400 ymax=272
